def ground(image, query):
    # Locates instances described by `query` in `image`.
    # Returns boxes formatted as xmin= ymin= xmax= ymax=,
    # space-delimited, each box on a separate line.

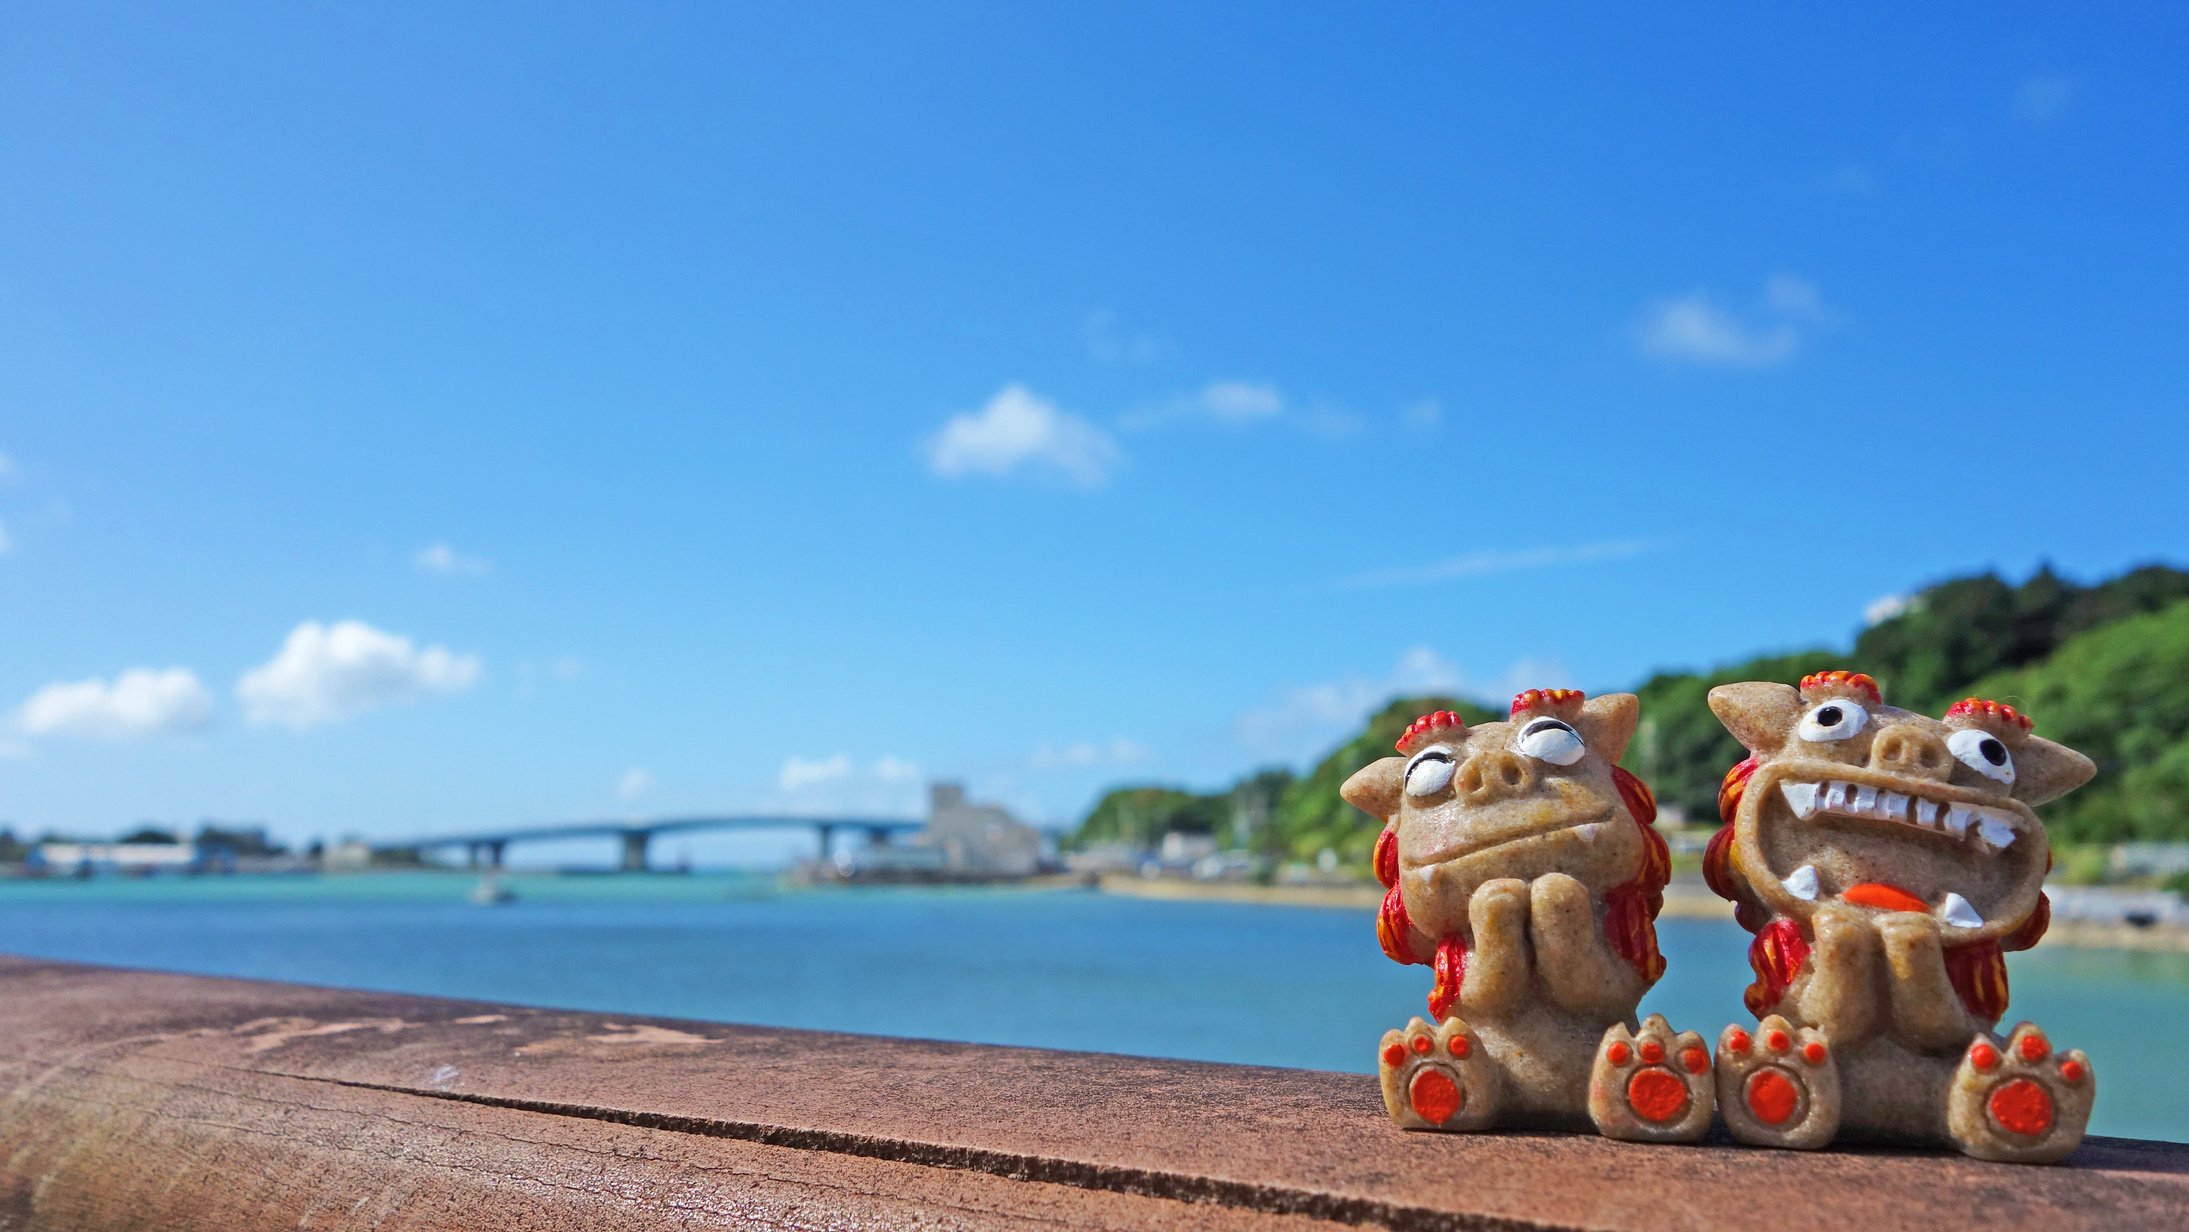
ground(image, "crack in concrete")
xmin=286 ymin=1072 xmax=1564 ymax=1232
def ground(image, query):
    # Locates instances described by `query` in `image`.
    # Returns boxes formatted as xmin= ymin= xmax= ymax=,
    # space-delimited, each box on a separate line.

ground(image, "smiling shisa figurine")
xmin=1705 ymin=671 xmax=2098 ymax=1163
xmin=1343 ymin=689 xmax=1712 ymax=1141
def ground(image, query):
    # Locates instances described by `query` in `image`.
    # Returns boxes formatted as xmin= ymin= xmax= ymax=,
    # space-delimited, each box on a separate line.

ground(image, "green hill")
xmin=1064 ymin=563 xmax=2189 ymax=861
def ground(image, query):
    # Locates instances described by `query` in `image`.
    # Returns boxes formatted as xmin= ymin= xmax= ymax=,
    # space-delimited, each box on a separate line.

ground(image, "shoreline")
xmin=1092 ymin=873 xmax=2189 ymax=952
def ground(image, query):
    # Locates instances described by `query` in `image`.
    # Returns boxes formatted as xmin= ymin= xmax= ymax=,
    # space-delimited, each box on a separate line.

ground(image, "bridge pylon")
xmin=620 ymin=830 xmax=651 ymax=873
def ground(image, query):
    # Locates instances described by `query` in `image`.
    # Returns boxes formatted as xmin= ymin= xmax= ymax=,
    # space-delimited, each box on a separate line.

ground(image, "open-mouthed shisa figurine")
xmin=1342 ymin=689 xmax=1713 ymax=1141
xmin=1704 ymin=671 xmax=2098 ymax=1163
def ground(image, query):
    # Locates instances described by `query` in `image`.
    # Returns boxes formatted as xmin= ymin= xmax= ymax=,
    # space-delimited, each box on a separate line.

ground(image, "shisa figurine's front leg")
xmin=1796 ymin=904 xmax=1882 ymax=1046
xmin=1462 ymin=878 xmax=1532 ymax=1015
xmin=1529 ymin=872 xmax=1640 ymax=1018
xmin=1878 ymin=912 xmax=1983 ymax=1050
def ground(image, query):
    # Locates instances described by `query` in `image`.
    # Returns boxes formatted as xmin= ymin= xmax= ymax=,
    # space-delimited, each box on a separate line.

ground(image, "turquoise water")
xmin=1 ymin=873 xmax=2182 ymax=1142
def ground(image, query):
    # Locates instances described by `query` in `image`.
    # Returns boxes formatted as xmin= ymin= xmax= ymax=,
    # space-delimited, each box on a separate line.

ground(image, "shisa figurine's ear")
xmin=1342 ymin=757 xmax=1406 ymax=823
xmin=1707 ymin=681 xmax=1803 ymax=755
xmin=1574 ymin=693 xmax=1639 ymax=764
xmin=2013 ymin=735 xmax=2097 ymax=808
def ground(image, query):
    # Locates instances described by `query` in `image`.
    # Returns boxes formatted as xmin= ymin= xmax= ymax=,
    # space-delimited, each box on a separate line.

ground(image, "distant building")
xmin=837 ymin=783 xmax=1047 ymax=881
xmin=925 ymin=783 xmax=1044 ymax=877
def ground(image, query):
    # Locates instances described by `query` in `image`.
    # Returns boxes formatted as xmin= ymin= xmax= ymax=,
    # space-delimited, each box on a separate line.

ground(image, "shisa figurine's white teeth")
xmin=1577 ymin=822 xmax=1602 ymax=844
xmin=1940 ymin=892 xmax=1984 ymax=929
xmin=1780 ymin=781 xmax=1821 ymax=819
xmin=1782 ymin=864 xmax=1820 ymax=901
xmin=1975 ymin=810 xmax=2018 ymax=849
xmin=1778 ymin=778 xmax=2016 ymax=851
xmin=1943 ymin=804 xmax=1975 ymax=838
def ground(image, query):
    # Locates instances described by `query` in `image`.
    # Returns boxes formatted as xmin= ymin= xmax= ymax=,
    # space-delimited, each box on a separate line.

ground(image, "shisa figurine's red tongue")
xmin=1841 ymin=882 xmax=1929 ymax=913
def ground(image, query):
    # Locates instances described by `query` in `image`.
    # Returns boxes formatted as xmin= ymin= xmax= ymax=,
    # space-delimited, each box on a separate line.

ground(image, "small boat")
xmin=468 ymin=874 xmax=518 ymax=906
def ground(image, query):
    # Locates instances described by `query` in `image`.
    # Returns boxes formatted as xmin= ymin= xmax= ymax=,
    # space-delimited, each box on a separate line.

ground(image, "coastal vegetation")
xmin=1067 ymin=564 xmax=2189 ymax=862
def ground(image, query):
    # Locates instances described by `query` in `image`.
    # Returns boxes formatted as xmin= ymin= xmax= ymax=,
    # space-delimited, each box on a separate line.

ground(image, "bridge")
xmin=374 ymin=814 xmax=926 ymax=873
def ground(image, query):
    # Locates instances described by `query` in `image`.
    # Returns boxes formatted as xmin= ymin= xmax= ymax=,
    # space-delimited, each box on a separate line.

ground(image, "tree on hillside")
xmin=1960 ymin=599 xmax=2189 ymax=843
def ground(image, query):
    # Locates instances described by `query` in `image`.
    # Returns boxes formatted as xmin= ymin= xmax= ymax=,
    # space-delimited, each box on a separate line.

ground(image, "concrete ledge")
xmin=0 ymin=957 xmax=2181 ymax=1230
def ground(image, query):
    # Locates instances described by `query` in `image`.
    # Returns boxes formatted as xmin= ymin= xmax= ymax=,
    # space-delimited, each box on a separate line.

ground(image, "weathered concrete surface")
xmin=0 ymin=956 xmax=2181 ymax=1230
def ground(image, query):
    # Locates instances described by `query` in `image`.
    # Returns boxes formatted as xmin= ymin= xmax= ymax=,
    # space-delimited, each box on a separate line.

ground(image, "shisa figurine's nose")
xmin=1870 ymin=723 xmax=1952 ymax=782
xmin=1457 ymin=750 xmax=1533 ymax=804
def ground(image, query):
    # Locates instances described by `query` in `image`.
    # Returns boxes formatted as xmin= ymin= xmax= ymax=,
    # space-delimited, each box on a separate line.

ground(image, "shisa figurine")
xmin=1343 ymin=689 xmax=1712 ymax=1141
xmin=1704 ymin=671 xmax=2097 ymax=1163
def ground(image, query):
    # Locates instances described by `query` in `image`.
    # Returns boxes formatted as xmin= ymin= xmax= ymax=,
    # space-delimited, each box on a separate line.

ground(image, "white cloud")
xmin=774 ymin=753 xmax=925 ymax=815
xmin=1197 ymin=380 xmax=1285 ymax=422
xmin=18 ymin=667 xmax=216 ymax=741
xmin=1636 ymin=274 xmax=1833 ymax=368
xmin=1864 ymin=593 xmax=1912 ymax=626
xmin=237 ymin=619 xmax=482 ymax=729
xmin=1763 ymin=274 xmax=1831 ymax=323
xmin=2017 ymin=74 xmax=2074 ymax=123
xmin=1124 ymin=380 xmax=1293 ymax=431
xmin=923 ymin=384 xmax=1121 ymax=487
xmin=1341 ymin=538 xmax=1673 ymax=589
xmin=1637 ymin=296 xmax=1797 ymax=366
xmin=1082 ymin=310 xmax=1167 ymax=365
xmin=1234 ymin=648 xmax=1576 ymax=764
xmin=617 ymin=767 xmax=653 ymax=800
xmin=1027 ymin=737 xmax=1152 ymax=771
xmin=414 ymin=541 xmax=490 ymax=576
xmin=1401 ymin=398 xmax=1442 ymax=430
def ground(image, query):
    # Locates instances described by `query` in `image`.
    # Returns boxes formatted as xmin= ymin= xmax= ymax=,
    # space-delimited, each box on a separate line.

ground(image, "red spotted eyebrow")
xmin=1510 ymin=688 xmax=1585 ymax=718
xmin=1799 ymin=670 xmax=1881 ymax=705
xmin=1945 ymin=697 xmax=2035 ymax=732
xmin=1396 ymin=710 xmax=1469 ymax=754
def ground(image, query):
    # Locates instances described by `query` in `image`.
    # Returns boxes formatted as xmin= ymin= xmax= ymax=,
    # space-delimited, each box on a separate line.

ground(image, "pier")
xmin=0 ymin=956 xmax=2182 ymax=1229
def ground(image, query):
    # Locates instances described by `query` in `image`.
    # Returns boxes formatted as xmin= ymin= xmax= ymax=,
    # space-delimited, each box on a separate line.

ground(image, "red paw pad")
xmin=1639 ymin=1041 xmax=1664 ymax=1064
xmin=1970 ymin=1042 xmax=2000 ymax=1071
xmin=1802 ymin=1041 xmax=1827 ymax=1065
xmin=1382 ymin=1043 xmax=1406 ymax=1067
xmin=2018 ymin=1032 xmax=2050 ymax=1063
xmin=1410 ymin=1066 xmax=1463 ymax=1125
xmin=1410 ymin=1034 xmax=1432 ymax=1055
xmin=1746 ymin=1069 xmax=1800 ymax=1126
xmin=1766 ymin=1029 xmax=1790 ymax=1052
xmin=1681 ymin=1046 xmax=1710 ymax=1074
xmin=1447 ymin=1034 xmax=1471 ymax=1059
xmin=1627 ymin=1068 xmax=1691 ymax=1124
xmin=1607 ymin=1040 xmax=1631 ymax=1065
xmin=1724 ymin=1028 xmax=1751 ymax=1054
xmin=2060 ymin=1059 xmax=2087 ymax=1084
xmin=1987 ymin=1077 xmax=2055 ymax=1137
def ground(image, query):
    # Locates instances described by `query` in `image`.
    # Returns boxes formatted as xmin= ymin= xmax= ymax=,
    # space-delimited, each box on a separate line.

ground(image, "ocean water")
xmin=0 ymin=872 xmax=2182 ymax=1143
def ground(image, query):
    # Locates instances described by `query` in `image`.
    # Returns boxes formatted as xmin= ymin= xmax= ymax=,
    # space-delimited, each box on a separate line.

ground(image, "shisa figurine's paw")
xmin=1588 ymin=1014 xmax=1713 ymax=1142
xmin=1379 ymin=1016 xmax=1499 ymax=1131
xmin=1947 ymin=1023 xmax=2094 ymax=1164
xmin=1715 ymin=1016 xmax=1840 ymax=1150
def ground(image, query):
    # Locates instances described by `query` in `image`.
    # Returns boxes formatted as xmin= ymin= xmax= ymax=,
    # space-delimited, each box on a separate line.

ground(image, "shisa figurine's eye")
xmin=1514 ymin=718 xmax=1586 ymax=766
xmin=1947 ymin=727 xmax=2016 ymax=785
xmin=1404 ymin=746 xmax=1456 ymax=797
xmin=1797 ymin=700 xmax=1869 ymax=742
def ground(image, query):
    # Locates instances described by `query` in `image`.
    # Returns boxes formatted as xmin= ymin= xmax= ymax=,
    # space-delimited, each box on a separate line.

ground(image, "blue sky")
xmin=3 ymin=4 xmax=2185 ymax=860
